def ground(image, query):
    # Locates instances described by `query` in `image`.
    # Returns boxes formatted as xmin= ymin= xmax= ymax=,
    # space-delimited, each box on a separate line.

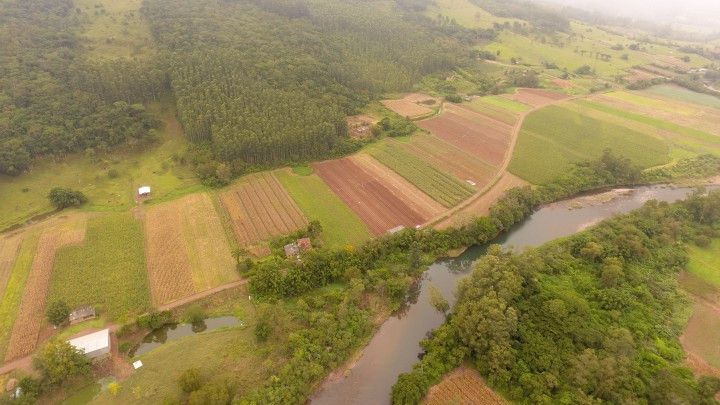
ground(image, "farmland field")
xmin=4 ymin=215 xmax=87 ymax=361
xmin=274 ymin=169 xmax=372 ymax=248
xmin=381 ymin=94 xmax=436 ymax=119
xmin=687 ymin=240 xmax=720 ymax=289
xmin=505 ymin=88 xmax=569 ymax=108
xmin=424 ymin=366 xmax=506 ymax=405
xmin=395 ymin=134 xmax=496 ymax=188
xmin=464 ymin=96 xmax=525 ymax=125
xmin=220 ymin=172 xmax=308 ymax=248
xmin=509 ymin=105 xmax=671 ymax=184
xmin=417 ymin=104 xmax=513 ymax=166
xmin=146 ymin=193 xmax=238 ymax=306
xmin=644 ymin=85 xmax=720 ymax=109
xmin=0 ymin=234 xmax=23 ymax=299
xmin=49 ymin=213 xmax=151 ymax=321
xmin=312 ymin=157 xmax=441 ymax=235
xmin=367 ymin=143 xmax=474 ymax=207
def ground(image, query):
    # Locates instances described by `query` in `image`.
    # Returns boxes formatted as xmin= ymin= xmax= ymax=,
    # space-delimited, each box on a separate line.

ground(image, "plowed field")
xmin=424 ymin=366 xmax=506 ymax=405
xmin=312 ymin=157 xmax=440 ymax=235
xmin=0 ymin=234 xmax=23 ymax=298
xmin=220 ymin=172 xmax=308 ymax=247
xmin=146 ymin=193 xmax=237 ymax=306
xmin=5 ymin=216 xmax=87 ymax=361
xmin=382 ymin=94 xmax=436 ymax=119
xmin=417 ymin=104 xmax=512 ymax=166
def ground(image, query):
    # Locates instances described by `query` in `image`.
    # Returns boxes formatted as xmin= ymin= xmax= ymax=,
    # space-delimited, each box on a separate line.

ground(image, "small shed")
xmin=284 ymin=243 xmax=300 ymax=258
xmin=138 ymin=186 xmax=151 ymax=197
xmin=68 ymin=329 xmax=110 ymax=360
xmin=297 ymin=238 xmax=312 ymax=252
xmin=69 ymin=306 xmax=96 ymax=325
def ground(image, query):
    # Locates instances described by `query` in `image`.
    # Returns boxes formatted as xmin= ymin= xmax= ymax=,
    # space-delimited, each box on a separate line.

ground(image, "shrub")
xmin=184 ymin=305 xmax=206 ymax=324
xmin=178 ymin=368 xmax=203 ymax=393
xmin=188 ymin=381 xmax=231 ymax=405
xmin=254 ymin=319 xmax=272 ymax=343
xmin=445 ymin=94 xmax=462 ymax=103
xmin=108 ymin=382 xmax=121 ymax=396
xmin=45 ymin=301 xmax=70 ymax=327
xmin=33 ymin=340 xmax=91 ymax=386
xmin=118 ymin=341 xmax=133 ymax=354
xmin=137 ymin=311 xmax=173 ymax=330
xmin=48 ymin=188 xmax=88 ymax=210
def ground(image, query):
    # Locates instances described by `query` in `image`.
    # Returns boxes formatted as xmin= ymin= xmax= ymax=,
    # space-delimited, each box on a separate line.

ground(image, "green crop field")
xmin=275 ymin=169 xmax=372 ymax=248
xmin=0 ymin=104 xmax=203 ymax=232
xmin=687 ymin=240 xmax=720 ymax=289
xmin=0 ymin=232 xmax=39 ymax=360
xmin=368 ymin=143 xmax=474 ymax=207
xmin=49 ymin=213 xmax=151 ymax=321
xmin=644 ymin=85 xmax=720 ymax=109
xmin=509 ymin=105 xmax=671 ymax=184
xmin=464 ymin=96 xmax=527 ymax=125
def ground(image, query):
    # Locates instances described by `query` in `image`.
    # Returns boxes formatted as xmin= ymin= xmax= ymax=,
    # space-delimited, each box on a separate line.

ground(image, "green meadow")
xmin=644 ymin=85 xmax=720 ymax=109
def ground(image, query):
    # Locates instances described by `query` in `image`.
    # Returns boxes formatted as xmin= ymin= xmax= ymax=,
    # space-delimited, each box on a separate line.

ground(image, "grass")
xmin=49 ymin=213 xmax=151 ymax=322
xmin=0 ymin=102 xmax=203 ymax=231
xmin=77 ymin=0 xmax=154 ymax=60
xmin=687 ymin=240 xmax=720 ymax=288
xmin=509 ymin=105 xmax=670 ymax=184
xmin=476 ymin=95 xmax=532 ymax=113
xmin=464 ymin=96 xmax=524 ymax=125
xmin=644 ymin=85 xmax=720 ymax=109
xmin=367 ymin=143 xmax=474 ymax=207
xmin=423 ymin=0 xmax=519 ymax=29
xmin=604 ymin=91 xmax=700 ymax=116
xmin=274 ymin=169 xmax=372 ymax=248
xmin=0 ymin=231 xmax=39 ymax=360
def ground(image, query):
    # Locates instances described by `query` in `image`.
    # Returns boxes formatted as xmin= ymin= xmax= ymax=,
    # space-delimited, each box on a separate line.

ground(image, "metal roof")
xmin=138 ymin=186 xmax=151 ymax=194
xmin=68 ymin=329 xmax=110 ymax=354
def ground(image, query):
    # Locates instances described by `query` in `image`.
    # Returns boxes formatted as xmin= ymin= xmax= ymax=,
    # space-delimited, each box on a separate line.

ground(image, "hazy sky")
xmin=539 ymin=0 xmax=720 ymax=33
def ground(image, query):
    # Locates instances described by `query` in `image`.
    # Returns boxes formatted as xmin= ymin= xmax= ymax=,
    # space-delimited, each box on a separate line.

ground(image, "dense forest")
xmin=0 ymin=0 xmax=160 ymax=176
xmin=391 ymin=190 xmax=720 ymax=404
xmin=142 ymin=0 xmax=470 ymax=170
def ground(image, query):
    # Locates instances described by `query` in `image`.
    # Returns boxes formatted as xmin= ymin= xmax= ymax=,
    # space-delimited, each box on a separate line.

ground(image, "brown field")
xmin=347 ymin=114 xmax=378 ymax=139
xmin=417 ymin=104 xmax=512 ymax=166
xmin=312 ymin=157 xmax=440 ymax=235
xmin=0 ymin=234 xmax=23 ymax=298
xmin=220 ymin=172 xmax=308 ymax=247
xmin=625 ymin=68 xmax=662 ymax=83
xmin=505 ymin=88 xmax=569 ymax=107
xmin=382 ymin=93 xmax=436 ymax=119
xmin=5 ymin=215 xmax=87 ymax=361
xmin=436 ymin=172 xmax=527 ymax=229
xmin=424 ymin=366 xmax=507 ymax=405
xmin=145 ymin=193 xmax=238 ymax=306
xmin=394 ymin=135 xmax=496 ymax=187
xmin=551 ymin=78 xmax=573 ymax=89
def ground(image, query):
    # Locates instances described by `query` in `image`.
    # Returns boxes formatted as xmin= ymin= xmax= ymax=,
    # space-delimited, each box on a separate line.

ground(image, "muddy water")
xmin=311 ymin=185 xmax=713 ymax=405
xmin=130 ymin=316 xmax=241 ymax=357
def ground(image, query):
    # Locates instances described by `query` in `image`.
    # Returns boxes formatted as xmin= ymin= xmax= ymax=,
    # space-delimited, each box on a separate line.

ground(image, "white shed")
xmin=138 ymin=186 xmax=151 ymax=196
xmin=68 ymin=329 xmax=110 ymax=360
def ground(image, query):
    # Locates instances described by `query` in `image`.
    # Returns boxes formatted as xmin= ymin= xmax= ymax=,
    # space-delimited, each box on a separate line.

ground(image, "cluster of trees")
xmin=470 ymin=0 xmax=570 ymax=32
xmin=0 ymin=0 xmax=160 ymax=176
xmin=392 ymin=190 xmax=720 ymax=404
xmin=47 ymin=188 xmax=87 ymax=210
xmin=141 ymin=0 xmax=469 ymax=174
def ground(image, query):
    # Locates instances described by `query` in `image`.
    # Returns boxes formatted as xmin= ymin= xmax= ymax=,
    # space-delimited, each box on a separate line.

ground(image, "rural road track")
xmin=158 ymin=279 xmax=248 ymax=312
xmin=424 ymin=90 xmax=576 ymax=227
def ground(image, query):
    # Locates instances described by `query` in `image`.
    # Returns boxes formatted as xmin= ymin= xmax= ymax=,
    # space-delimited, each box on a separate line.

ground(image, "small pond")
xmin=130 ymin=316 xmax=242 ymax=357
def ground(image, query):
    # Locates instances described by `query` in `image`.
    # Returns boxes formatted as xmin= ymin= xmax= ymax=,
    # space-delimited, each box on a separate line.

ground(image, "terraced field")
xmin=367 ymin=143 xmax=474 ymax=207
xmin=509 ymin=105 xmax=671 ymax=184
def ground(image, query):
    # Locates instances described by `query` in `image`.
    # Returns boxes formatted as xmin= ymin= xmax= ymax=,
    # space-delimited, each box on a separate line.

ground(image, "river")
xmin=311 ymin=184 xmax=712 ymax=405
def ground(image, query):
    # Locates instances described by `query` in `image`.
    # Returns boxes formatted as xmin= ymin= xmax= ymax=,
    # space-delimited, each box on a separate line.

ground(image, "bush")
xmin=445 ymin=94 xmax=462 ymax=103
xmin=254 ymin=319 xmax=272 ymax=343
xmin=188 ymin=381 xmax=231 ymax=405
xmin=184 ymin=305 xmax=206 ymax=324
xmin=178 ymin=368 xmax=203 ymax=393
xmin=45 ymin=301 xmax=70 ymax=327
xmin=108 ymin=382 xmax=121 ymax=396
xmin=48 ymin=188 xmax=87 ymax=210
xmin=137 ymin=311 xmax=173 ymax=330
xmin=33 ymin=340 xmax=91 ymax=386
xmin=118 ymin=341 xmax=133 ymax=354
xmin=575 ymin=65 xmax=594 ymax=75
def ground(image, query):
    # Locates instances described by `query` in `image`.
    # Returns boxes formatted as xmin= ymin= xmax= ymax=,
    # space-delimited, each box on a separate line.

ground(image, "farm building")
xmin=67 ymin=329 xmax=110 ymax=360
xmin=69 ymin=306 xmax=96 ymax=325
xmin=138 ymin=186 xmax=152 ymax=197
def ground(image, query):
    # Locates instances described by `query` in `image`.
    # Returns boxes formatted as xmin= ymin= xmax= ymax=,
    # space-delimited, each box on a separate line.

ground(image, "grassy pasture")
xmin=644 ymin=85 xmax=720 ymax=109
xmin=509 ymin=105 xmax=670 ymax=184
xmin=49 ymin=213 xmax=151 ymax=321
xmin=368 ymin=143 xmax=474 ymax=207
xmin=77 ymin=0 xmax=154 ymax=59
xmin=604 ymin=91 xmax=701 ymax=116
xmin=687 ymin=240 xmax=720 ymax=289
xmin=0 ymin=232 xmax=39 ymax=360
xmin=0 ymin=104 xmax=202 ymax=232
xmin=274 ymin=169 xmax=372 ymax=248
xmin=424 ymin=0 xmax=519 ymax=29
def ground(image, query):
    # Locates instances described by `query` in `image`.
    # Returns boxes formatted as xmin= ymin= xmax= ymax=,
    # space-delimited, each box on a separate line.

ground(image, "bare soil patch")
xmin=4 ymin=216 xmax=87 ymax=361
xmin=382 ymin=93 xmax=437 ymax=119
xmin=312 ymin=157 xmax=432 ymax=235
xmin=424 ymin=366 xmax=506 ymax=405
xmin=552 ymin=78 xmax=573 ymax=89
xmin=505 ymin=88 xmax=569 ymax=107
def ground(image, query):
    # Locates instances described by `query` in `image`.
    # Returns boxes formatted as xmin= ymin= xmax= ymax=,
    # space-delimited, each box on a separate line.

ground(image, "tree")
xmin=48 ymin=188 xmax=87 ymax=210
xmin=45 ymin=300 xmax=70 ymax=327
xmin=33 ymin=340 xmax=91 ymax=386
xmin=108 ymin=381 xmax=122 ymax=396
xmin=429 ymin=284 xmax=450 ymax=314
xmin=178 ymin=368 xmax=203 ymax=393
xmin=187 ymin=381 xmax=231 ymax=405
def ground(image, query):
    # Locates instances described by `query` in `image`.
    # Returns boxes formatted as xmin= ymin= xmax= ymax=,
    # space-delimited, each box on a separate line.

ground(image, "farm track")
xmin=5 ymin=218 xmax=87 ymax=361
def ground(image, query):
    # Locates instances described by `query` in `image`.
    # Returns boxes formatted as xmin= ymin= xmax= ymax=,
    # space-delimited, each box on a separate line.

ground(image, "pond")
xmin=130 ymin=316 xmax=242 ymax=357
xmin=311 ymin=184 xmax=715 ymax=405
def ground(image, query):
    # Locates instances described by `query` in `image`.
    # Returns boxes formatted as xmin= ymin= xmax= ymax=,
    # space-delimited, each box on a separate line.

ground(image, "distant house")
xmin=138 ymin=186 xmax=151 ymax=197
xmin=69 ymin=306 xmax=96 ymax=325
xmin=284 ymin=243 xmax=300 ymax=258
xmin=67 ymin=329 xmax=110 ymax=360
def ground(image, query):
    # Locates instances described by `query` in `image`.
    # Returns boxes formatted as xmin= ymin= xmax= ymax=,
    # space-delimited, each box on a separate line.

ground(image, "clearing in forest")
xmin=220 ymin=172 xmax=308 ymax=249
xmin=274 ymin=169 xmax=372 ymax=247
xmin=504 ymin=88 xmax=569 ymax=108
xmin=49 ymin=213 xmax=151 ymax=321
xmin=424 ymin=366 xmax=507 ymax=405
xmin=4 ymin=215 xmax=87 ymax=361
xmin=312 ymin=157 xmax=441 ymax=235
xmin=367 ymin=142 xmax=474 ymax=207
xmin=416 ymin=103 xmax=513 ymax=167
xmin=381 ymin=94 xmax=437 ymax=119
xmin=509 ymin=105 xmax=670 ymax=184
xmin=145 ymin=193 xmax=238 ymax=306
